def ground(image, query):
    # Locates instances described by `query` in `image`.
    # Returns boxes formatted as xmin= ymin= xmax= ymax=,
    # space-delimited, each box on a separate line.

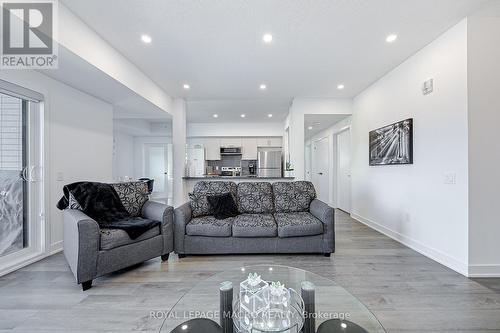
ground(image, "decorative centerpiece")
xmin=234 ymin=273 xmax=305 ymax=333
xmin=239 ymin=273 xmax=270 ymax=331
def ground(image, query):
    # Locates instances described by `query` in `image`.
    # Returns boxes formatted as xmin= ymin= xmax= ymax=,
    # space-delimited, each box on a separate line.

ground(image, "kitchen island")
xmin=182 ymin=175 xmax=295 ymax=200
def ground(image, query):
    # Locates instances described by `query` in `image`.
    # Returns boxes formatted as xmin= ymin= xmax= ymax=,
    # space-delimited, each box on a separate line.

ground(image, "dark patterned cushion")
xmin=274 ymin=212 xmax=323 ymax=238
xmin=273 ymin=181 xmax=316 ymax=213
xmin=190 ymin=181 xmax=238 ymax=218
xmin=237 ymin=182 xmax=274 ymax=214
xmin=110 ymin=181 xmax=149 ymax=217
xmin=186 ymin=215 xmax=234 ymax=237
xmin=207 ymin=193 xmax=239 ymax=220
xmin=189 ymin=192 xmax=212 ymax=218
xmin=232 ymin=214 xmax=277 ymax=238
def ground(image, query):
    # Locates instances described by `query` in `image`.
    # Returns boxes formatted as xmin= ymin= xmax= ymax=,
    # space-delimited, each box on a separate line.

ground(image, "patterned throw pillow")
xmin=273 ymin=181 xmax=316 ymax=213
xmin=237 ymin=182 xmax=274 ymax=214
xmin=189 ymin=192 xmax=213 ymax=217
xmin=110 ymin=181 xmax=149 ymax=217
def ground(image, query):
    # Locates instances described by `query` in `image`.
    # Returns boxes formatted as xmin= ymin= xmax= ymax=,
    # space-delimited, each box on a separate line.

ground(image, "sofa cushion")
xmin=189 ymin=192 xmax=213 ymax=218
xmin=100 ymin=225 xmax=160 ymax=250
xmin=232 ymin=214 xmax=277 ymax=238
xmin=190 ymin=181 xmax=238 ymax=217
xmin=273 ymin=181 xmax=316 ymax=213
xmin=237 ymin=182 xmax=274 ymax=214
xmin=274 ymin=212 xmax=324 ymax=238
xmin=186 ymin=216 xmax=234 ymax=237
xmin=110 ymin=181 xmax=149 ymax=217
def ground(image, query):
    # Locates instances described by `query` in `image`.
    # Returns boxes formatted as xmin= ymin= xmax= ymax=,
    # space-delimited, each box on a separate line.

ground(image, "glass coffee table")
xmin=161 ymin=265 xmax=386 ymax=332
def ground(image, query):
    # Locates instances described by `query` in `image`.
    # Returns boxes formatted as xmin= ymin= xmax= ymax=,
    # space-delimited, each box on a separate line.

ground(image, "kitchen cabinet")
xmin=220 ymin=138 xmax=242 ymax=147
xmin=241 ymin=138 xmax=258 ymax=160
xmin=257 ymin=137 xmax=282 ymax=147
xmin=204 ymin=138 xmax=221 ymax=160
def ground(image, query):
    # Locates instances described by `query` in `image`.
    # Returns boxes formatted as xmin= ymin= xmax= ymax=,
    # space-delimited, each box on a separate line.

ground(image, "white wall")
xmin=350 ymin=20 xmax=469 ymax=275
xmin=187 ymin=122 xmax=284 ymax=137
xmin=306 ymin=117 xmax=352 ymax=207
xmin=0 ymin=70 xmax=113 ymax=255
xmin=467 ymin=14 xmax=500 ymax=276
xmin=287 ymin=99 xmax=352 ymax=180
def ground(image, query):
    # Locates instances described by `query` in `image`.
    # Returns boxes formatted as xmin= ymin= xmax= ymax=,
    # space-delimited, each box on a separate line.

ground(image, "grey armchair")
xmin=63 ymin=201 xmax=173 ymax=291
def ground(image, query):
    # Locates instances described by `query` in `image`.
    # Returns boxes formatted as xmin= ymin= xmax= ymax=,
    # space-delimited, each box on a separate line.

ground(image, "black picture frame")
xmin=369 ymin=118 xmax=413 ymax=166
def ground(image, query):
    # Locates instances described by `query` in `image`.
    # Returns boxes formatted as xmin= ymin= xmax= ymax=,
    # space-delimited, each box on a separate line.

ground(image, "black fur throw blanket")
xmin=57 ymin=182 xmax=159 ymax=239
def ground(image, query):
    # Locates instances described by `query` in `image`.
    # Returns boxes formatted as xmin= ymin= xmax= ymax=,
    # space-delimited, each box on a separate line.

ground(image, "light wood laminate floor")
xmin=0 ymin=211 xmax=499 ymax=332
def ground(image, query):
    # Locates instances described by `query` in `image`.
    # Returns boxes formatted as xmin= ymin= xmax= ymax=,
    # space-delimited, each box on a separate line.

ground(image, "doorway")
xmin=144 ymin=143 xmax=173 ymax=204
xmin=312 ymin=136 xmax=330 ymax=203
xmin=335 ymin=128 xmax=351 ymax=213
xmin=0 ymin=83 xmax=44 ymax=273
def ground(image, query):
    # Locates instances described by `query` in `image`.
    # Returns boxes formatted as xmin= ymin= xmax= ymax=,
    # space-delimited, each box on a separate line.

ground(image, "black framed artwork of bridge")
xmin=369 ymin=118 xmax=413 ymax=166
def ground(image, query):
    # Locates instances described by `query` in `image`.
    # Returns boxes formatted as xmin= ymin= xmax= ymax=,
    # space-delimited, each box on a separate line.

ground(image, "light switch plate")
xmin=422 ymin=78 xmax=434 ymax=95
xmin=56 ymin=172 xmax=64 ymax=181
xmin=444 ymin=172 xmax=456 ymax=185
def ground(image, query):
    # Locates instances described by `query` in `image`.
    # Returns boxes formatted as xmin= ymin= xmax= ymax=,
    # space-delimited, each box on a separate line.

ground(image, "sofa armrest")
xmin=173 ymin=202 xmax=192 ymax=254
xmin=63 ymin=209 xmax=100 ymax=284
xmin=309 ymin=199 xmax=335 ymax=253
xmin=142 ymin=201 xmax=173 ymax=254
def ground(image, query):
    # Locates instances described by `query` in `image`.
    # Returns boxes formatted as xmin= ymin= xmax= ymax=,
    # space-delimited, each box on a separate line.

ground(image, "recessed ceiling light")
xmin=240 ymin=114 xmax=246 ymax=118
xmin=386 ymin=34 xmax=398 ymax=43
xmin=260 ymin=84 xmax=267 ymax=90
xmin=262 ymin=33 xmax=273 ymax=43
xmin=213 ymin=114 xmax=218 ymax=118
xmin=183 ymin=84 xmax=190 ymax=89
xmin=337 ymin=84 xmax=345 ymax=90
xmin=340 ymin=323 xmax=347 ymax=329
xmin=268 ymin=114 xmax=273 ymax=118
xmin=308 ymin=126 xmax=313 ymax=130
xmin=141 ymin=34 xmax=152 ymax=44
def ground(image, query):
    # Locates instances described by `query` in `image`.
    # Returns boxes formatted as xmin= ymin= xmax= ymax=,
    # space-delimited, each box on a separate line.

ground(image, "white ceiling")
xmin=39 ymin=47 xmax=171 ymax=121
xmin=61 ymin=0 xmax=488 ymax=122
xmin=305 ymin=114 xmax=350 ymax=140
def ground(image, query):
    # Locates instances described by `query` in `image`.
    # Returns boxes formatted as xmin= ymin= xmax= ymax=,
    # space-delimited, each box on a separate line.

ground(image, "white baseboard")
xmin=351 ymin=212 xmax=469 ymax=277
xmin=468 ymin=264 xmax=500 ymax=278
xmin=50 ymin=240 xmax=63 ymax=254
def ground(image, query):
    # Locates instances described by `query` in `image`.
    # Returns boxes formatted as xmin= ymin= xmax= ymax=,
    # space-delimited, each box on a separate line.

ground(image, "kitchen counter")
xmin=183 ymin=175 xmax=294 ymax=180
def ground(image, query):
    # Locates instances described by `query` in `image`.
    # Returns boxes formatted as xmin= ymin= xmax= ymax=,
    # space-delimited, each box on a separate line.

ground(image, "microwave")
xmin=220 ymin=147 xmax=242 ymax=155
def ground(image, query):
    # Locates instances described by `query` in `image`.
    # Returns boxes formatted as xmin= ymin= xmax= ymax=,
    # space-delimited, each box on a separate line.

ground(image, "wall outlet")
xmin=56 ymin=172 xmax=64 ymax=181
xmin=444 ymin=172 xmax=456 ymax=185
xmin=403 ymin=212 xmax=411 ymax=223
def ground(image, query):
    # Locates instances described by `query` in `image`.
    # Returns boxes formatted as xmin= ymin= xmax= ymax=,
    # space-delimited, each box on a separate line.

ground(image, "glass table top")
xmin=160 ymin=265 xmax=386 ymax=332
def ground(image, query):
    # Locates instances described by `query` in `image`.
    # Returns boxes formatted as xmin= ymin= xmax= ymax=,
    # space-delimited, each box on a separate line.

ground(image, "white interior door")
xmin=337 ymin=129 xmax=351 ymax=212
xmin=305 ymin=144 xmax=312 ymax=181
xmin=144 ymin=144 xmax=171 ymax=202
xmin=312 ymin=137 xmax=329 ymax=203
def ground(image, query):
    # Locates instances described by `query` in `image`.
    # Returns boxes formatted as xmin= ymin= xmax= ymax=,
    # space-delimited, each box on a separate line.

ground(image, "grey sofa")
xmin=174 ymin=181 xmax=334 ymax=256
xmin=63 ymin=183 xmax=173 ymax=291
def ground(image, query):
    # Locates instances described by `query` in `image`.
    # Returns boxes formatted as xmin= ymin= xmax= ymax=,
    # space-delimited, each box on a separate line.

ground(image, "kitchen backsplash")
xmin=207 ymin=156 xmax=257 ymax=175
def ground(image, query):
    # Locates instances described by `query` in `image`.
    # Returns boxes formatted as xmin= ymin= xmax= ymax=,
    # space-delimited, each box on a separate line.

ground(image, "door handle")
xmin=318 ymin=172 xmax=323 ymax=175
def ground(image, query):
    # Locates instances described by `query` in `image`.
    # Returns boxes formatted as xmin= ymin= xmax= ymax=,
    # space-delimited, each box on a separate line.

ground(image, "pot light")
xmin=141 ymin=34 xmax=152 ymax=44
xmin=262 ymin=33 xmax=273 ymax=43
xmin=183 ymin=83 xmax=190 ymax=90
xmin=268 ymin=114 xmax=273 ymax=118
xmin=260 ymin=84 xmax=267 ymax=90
xmin=213 ymin=114 xmax=218 ymax=118
xmin=386 ymin=34 xmax=398 ymax=43
xmin=240 ymin=114 xmax=246 ymax=118
xmin=337 ymin=84 xmax=345 ymax=90
xmin=340 ymin=322 xmax=347 ymax=329
xmin=308 ymin=126 xmax=313 ymax=130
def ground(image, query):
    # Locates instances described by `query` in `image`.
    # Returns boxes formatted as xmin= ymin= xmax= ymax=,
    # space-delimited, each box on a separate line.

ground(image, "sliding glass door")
xmin=0 ymin=81 xmax=43 ymax=273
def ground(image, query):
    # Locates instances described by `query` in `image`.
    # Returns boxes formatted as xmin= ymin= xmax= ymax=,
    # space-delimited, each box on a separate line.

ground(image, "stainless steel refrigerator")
xmin=257 ymin=148 xmax=282 ymax=177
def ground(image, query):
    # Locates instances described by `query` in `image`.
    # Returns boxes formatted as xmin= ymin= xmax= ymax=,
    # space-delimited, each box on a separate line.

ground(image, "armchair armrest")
xmin=173 ymin=202 xmax=192 ymax=254
xmin=63 ymin=209 xmax=99 ymax=284
xmin=141 ymin=201 xmax=173 ymax=254
xmin=309 ymin=199 xmax=335 ymax=253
